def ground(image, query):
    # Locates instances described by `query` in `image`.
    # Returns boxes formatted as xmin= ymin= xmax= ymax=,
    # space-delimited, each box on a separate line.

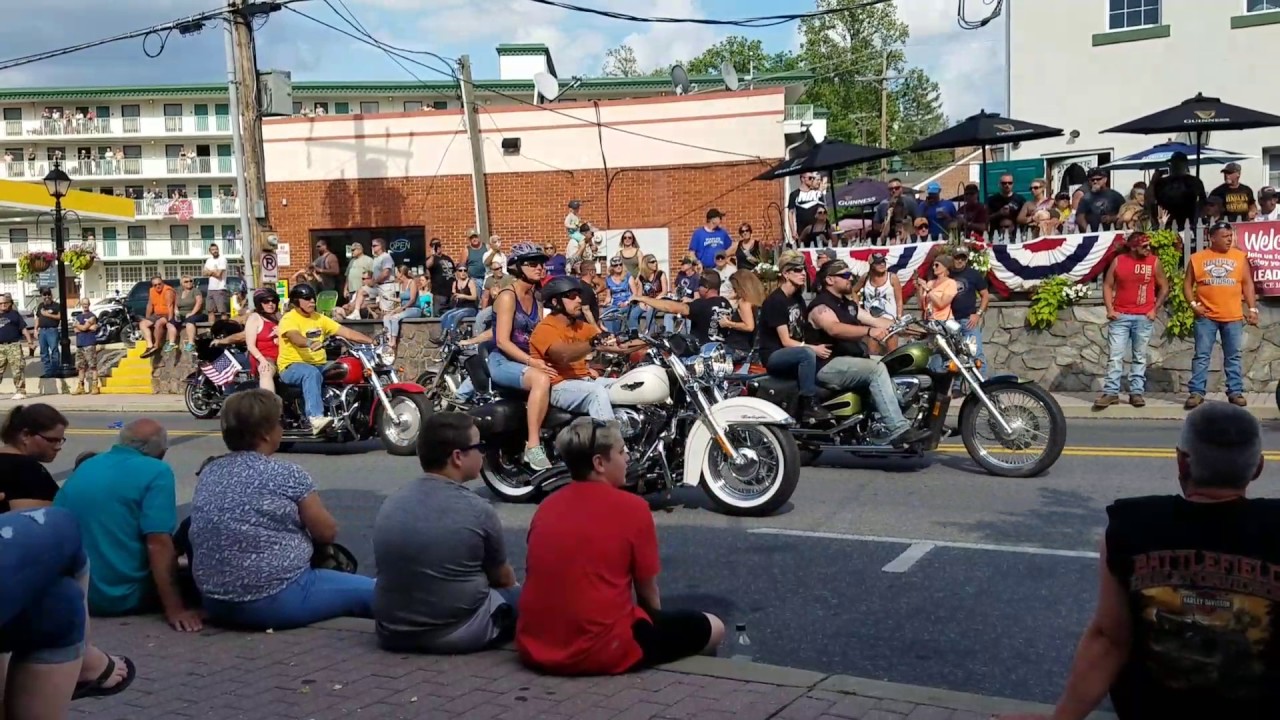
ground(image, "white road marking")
xmin=749 ymin=528 xmax=1100 ymax=563
xmin=880 ymin=542 xmax=935 ymax=573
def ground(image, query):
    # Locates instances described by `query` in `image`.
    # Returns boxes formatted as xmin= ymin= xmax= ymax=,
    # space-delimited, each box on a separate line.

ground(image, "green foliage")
xmin=1149 ymin=229 xmax=1194 ymax=339
xmin=17 ymin=251 xmax=55 ymax=281
xmin=600 ymin=45 xmax=643 ymax=77
xmin=685 ymin=36 xmax=801 ymax=76
xmin=1027 ymin=276 xmax=1092 ymax=330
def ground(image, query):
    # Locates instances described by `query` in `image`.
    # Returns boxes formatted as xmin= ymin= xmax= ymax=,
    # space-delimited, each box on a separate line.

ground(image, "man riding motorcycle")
xmin=806 ymin=260 xmax=931 ymax=446
xmin=277 ymin=283 xmax=374 ymax=434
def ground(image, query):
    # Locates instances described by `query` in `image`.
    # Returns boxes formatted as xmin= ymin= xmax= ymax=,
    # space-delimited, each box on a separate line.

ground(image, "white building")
xmin=0 ymin=43 xmax=818 ymax=299
xmin=1010 ymin=0 xmax=1280 ymax=194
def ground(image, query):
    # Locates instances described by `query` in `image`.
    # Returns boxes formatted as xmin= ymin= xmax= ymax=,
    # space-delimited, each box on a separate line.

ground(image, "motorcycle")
xmin=184 ymin=335 xmax=433 ymax=456
xmin=745 ymin=313 xmax=1067 ymax=478
xmin=469 ymin=336 xmax=802 ymax=517
xmin=80 ymin=297 xmax=139 ymax=345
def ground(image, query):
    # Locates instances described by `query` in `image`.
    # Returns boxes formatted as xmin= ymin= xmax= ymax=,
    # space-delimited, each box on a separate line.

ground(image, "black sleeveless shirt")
xmin=805 ymin=291 xmax=867 ymax=363
xmin=1105 ymin=495 xmax=1280 ymax=718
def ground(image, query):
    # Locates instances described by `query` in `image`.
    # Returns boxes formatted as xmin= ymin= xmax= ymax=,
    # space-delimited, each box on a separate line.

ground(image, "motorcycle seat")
xmin=276 ymin=383 xmax=304 ymax=401
xmin=545 ymin=407 xmax=575 ymax=428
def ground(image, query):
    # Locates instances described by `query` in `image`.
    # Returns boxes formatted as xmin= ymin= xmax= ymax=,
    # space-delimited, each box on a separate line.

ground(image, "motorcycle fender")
xmin=184 ymin=370 xmax=205 ymax=386
xmin=977 ymin=374 xmax=1021 ymax=388
xmin=367 ymin=382 xmax=428 ymax=426
xmin=681 ymin=396 xmax=794 ymax=488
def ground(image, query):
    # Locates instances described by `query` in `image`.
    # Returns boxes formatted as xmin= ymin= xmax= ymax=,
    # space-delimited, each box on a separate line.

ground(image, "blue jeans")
xmin=202 ymin=568 xmax=374 ymax=631
xmin=384 ymin=306 xmax=424 ymax=338
xmin=765 ymin=346 xmax=819 ymax=396
xmin=280 ymin=362 xmax=324 ymax=417
xmin=1103 ymin=314 xmax=1154 ymax=396
xmin=1189 ymin=317 xmax=1244 ymax=396
xmin=817 ymin=356 xmax=910 ymax=436
xmin=0 ymin=508 xmax=88 ymax=664
xmin=487 ymin=351 xmax=528 ymax=390
xmin=628 ymin=304 xmax=656 ymax=333
xmin=600 ymin=307 xmax=627 ymax=334
xmin=440 ymin=307 xmax=477 ymax=333
xmin=664 ymin=313 xmax=687 ymax=335
xmin=957 ymin=317 xmax=987 ymax=378
xmin=38 ymin=326 xmax=60 ymax=374
xmin=550 ymin=379 xmax=615 ymax=420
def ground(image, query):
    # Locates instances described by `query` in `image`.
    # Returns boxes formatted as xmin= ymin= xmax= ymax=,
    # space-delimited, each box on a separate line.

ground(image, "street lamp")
xmin=42 ymin=161 xmax=76 ymax=379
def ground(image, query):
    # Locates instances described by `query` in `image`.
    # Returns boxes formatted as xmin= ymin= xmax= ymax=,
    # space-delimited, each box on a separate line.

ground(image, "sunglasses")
xmin=1000 ymin=181 xmax=1013 ymax=186
xmin=623 ymin=236 xmax=635 ymax=241
xmin=784 ymin=267 xmax=805 ymax=274
xmin=889 ymin=185 xmax=902 ymax=191
xmin=739 ymin=228 xmax=752 ymax=234
xmin=562 ymin=290 xmax=582 ymax=301
xmin=610 ymin=263 xmax=622 ymax=267
xmin=460 ymin=441 xmax=487 ymax=454
xmin=1030 ymin=184 xmax=1043 ymax=190
xmin=835 ymin=272 xmax=853 ymax=280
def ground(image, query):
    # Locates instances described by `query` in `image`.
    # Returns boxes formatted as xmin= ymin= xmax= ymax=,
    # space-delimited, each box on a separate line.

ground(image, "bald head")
xmin=120 ymin=418 xmax=169 ymax=459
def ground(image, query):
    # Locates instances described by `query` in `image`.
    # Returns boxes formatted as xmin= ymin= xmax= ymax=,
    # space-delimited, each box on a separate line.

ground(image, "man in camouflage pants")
xmin=0 ymin=293 xmax=29 ymax=399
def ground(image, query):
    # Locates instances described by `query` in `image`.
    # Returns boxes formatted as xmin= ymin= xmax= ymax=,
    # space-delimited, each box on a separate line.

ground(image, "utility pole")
xmin=227 ymin=0 xmax=268 ymax=287
xmin=458 ymin=55 xmax=490 ymax=241
xmin=879 ymin=52 xmax=890 ymax=180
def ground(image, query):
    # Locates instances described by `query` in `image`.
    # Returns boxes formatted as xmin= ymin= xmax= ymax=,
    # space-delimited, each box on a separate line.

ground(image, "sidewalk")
xmin=76 ymin=616 xmax=1115 ymax=720
xmin=5 ymin=390 xmax=1274 ymax=421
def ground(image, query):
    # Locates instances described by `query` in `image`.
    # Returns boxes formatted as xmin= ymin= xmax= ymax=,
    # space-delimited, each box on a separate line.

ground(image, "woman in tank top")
xmin=602 ymin=256 xmax=634 ymax=333
xmin=176 ymin=276 xmax=205 ymax=352
xmin=719 ymin=269 xmax=766 ymax=366
xmin=440 ymin=266 xmax=479 ymax=333
xmin=242 ymin=288 xmax=280 ymax=392
xmin=382 ymin=266 xmax=422 ymax=356
xmin=617 ymin=231 xmax=642 ymax=278
xmin=627 ymin=254 xmax=666 ymax=332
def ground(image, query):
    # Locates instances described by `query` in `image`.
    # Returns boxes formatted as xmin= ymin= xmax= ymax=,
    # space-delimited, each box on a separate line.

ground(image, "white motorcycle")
xmin=469 ymin=336 xmax=802 ymax=517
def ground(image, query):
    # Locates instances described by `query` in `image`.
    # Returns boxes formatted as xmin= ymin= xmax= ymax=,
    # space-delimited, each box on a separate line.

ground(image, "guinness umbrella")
xmin=906 ymin=110 xmax=1063 ymax=193
xmin=1102 ymin=93 xmax=1280 ymax=176
xmin=1099 ymin=141 xmax=1251 ymax=172
xmin=754 ymin=139 xmax=897 ymax=181
xmin=833 ymin=178 xmax=890 ymax=209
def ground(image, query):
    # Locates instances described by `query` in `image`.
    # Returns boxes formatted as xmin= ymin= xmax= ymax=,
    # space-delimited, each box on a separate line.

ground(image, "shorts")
xmin=631 ymin=609 xmax=713 ymax=669
xmin=75 ymin=345 xmax=99 ymax=372
xmin=487 ymin=351 xmax=529 ymax=390
xmin=145 ymin=314 xmax=169 ymax=324
xmin=377 ymin=283 xmax=399 ymax=313
xmin=206 ymin=290 xmax=230 ymax=315
xmin=377 ymin=587 xmax=520 ymax=655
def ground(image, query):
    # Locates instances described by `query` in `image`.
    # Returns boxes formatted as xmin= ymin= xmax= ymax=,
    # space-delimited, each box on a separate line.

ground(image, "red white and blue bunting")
xmin=800 ymin=232 xmax=1125 ymax=298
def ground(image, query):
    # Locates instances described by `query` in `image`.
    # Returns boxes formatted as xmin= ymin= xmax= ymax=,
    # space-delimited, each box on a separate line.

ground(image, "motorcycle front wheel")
xmin=377 ymin=392 xmax=431 ymax=456
xmin=701 ymin=424 xmax=800 ymax=517
xmin=959 ymin=380 xmax=1067 ymax=478
xmin=184 ymin=379 xmax=221 ymax=420
xmin=416 ymin=369 xmax=465 ymax=411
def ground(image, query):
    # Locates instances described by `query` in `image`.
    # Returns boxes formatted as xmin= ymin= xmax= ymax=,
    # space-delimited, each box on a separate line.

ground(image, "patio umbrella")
xmin=756 ymin=139 xmax=898 ymax=217
xmin=1099 ymin=141 xmax=1252 ymax=172
xmin=905 ymin=110 xmax=1063 ymax=193
xmin=832 ymin=178 xmax=890 ymax=209
xmin=1101 ymin=93 xmax=1280 ymax=176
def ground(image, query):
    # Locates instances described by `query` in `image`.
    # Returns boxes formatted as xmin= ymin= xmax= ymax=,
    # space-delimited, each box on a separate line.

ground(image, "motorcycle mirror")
xmin=868 ymin=306 xmax=885 ymax=318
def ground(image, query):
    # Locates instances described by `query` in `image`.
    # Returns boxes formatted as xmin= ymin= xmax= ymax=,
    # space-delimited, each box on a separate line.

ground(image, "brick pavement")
xmin=72 ymin=616 xmax=1116 ymax=720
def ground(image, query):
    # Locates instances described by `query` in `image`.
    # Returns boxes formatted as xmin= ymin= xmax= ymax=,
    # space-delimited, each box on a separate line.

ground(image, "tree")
xmin=600 ymin=44 xmax=641 ymax=77
xmin=684 ymin=35 xmax=800 ymax=77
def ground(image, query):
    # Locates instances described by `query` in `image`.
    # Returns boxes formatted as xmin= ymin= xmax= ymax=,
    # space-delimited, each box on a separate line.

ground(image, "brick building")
xmin=262 ymin=88 xmax=794 ymax=280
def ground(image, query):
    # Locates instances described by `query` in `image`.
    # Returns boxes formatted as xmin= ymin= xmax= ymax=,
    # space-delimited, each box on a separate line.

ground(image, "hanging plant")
xmin=1148 ymin=229 xmax=1193 ymax=339
xmin=61 ymin=243 xmax=98 ymax=274
xmin=17 ymin=251 xmax=56 ymax=280
xmin=754 ymin=262 xmax=779 ymax=283
xmin=1026 ymin=275 xmax=1092 ymax=330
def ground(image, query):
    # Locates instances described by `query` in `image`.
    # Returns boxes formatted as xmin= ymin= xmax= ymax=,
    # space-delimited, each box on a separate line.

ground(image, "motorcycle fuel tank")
xmin=608 ymin=365 xmax=671 ymax=406
xmin=881 ymin=341 xmax=932 ymax=375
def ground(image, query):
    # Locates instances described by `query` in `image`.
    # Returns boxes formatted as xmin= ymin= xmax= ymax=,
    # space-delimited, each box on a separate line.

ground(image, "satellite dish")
xmin=670 ymin=64 xmax=692 ymax=96
xmin=720 ymin=61 xmax=739 ymax=92
xmin=532 ymin=72 xmax=561 ymax=103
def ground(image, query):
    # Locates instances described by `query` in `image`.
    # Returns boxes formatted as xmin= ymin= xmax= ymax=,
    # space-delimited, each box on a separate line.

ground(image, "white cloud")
xmin=901 ymin=0 xmax=1005 ymax=120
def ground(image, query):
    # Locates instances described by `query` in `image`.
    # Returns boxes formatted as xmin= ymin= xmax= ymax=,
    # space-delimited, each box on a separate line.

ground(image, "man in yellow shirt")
xmin=277 ymin=283 xmax=373 ymax=433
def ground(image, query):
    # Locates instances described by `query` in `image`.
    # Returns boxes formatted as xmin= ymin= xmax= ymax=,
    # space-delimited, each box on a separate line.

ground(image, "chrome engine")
xmin=322 ymin=386 xmax=364 ymax=431
xmin=893 ymin=375 xmax=931 ymax=406
xmin=612 ymin=407 xmax=649 ymax=440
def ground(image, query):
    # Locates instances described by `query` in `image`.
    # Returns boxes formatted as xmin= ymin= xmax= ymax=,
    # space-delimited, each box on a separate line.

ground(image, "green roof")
xmin=0 ymin=72 xmax=814 ymax=103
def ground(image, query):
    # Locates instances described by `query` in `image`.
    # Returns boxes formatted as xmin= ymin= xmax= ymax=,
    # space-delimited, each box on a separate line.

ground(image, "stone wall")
xmin=982 ymin=302 xmax=1280 ymax=394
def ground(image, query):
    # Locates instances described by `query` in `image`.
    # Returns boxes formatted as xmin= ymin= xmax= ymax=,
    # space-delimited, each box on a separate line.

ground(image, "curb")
xmin=0 ymin=399 xmax=186 ymax=413
xmin=307 ymin=618 xmax=1116 ymax=718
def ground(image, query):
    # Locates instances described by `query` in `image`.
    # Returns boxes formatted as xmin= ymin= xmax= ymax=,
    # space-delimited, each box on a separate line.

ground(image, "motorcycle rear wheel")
xmin=959 ymin=380 xmax=1066 ymax=478
xmin=480 ymin=446 xmax=540 ymax=503
xmin=700 ymin=424 xmax=800 ymax=517
xmin=184 ymin=379 xmax=221 ymax=420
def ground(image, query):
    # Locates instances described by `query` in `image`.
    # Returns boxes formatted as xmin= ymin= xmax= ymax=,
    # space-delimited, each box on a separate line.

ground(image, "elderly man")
xmin=54 ymin=419 xmax=201 ymax=631
xmin=1002 ymin=403 xmax=1273 ymax=720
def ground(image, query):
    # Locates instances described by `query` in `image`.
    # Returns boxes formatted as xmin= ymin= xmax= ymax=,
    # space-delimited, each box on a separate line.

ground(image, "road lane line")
xmin=880 ymin=542 xmax=935 ymax=573
xmin=750 ymin=528 xmax=1100 ymax=560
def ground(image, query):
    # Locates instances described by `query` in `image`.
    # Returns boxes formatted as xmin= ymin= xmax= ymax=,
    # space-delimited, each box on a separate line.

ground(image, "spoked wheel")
xmin=700 ymin=424 xmax=800 ymax=517
xmin=480 ymin=446 xmax=539 ymax=503
xmin=417 ymin=369 xmax=465 ymax=412
xmin=377 ymin=393 xmax=431 ymax=456
xmin=184 ymin=380 xmax=221 ymax=420
xmin=959 ymin=381 xmax=1066 ymax=478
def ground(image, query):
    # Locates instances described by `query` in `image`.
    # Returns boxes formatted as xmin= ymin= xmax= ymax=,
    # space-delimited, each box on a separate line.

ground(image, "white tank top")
xmin=860 ymin=275 xmax=897 ymax=319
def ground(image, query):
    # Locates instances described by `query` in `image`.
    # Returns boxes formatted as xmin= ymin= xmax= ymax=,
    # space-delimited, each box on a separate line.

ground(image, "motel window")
xmin=359 ymin=102 xmax=380 ymax=115
xmin=1267 ymin=151 xmax=1280 ymax=189
xmin=1107 ymin=0 xmax=1160 ymax=30
xmin=432 ymin=101 xmax=449 ymax=110
xmin=1248 ymin=0 xmax=1280 ymax=11
xmin=2 ymin=109 xmax=20 ymax=121
xmin=334 ymin=102 xmax=350 ymax=114
xmin=314 ymin=102 xmax=329 ymax=114
xmin=403 ymin=101 xmax=423 ymax=112
xmin=293 ymin=102 xmax=303 ymax=115
xmin=8 ymin=229 xmax=27 ymax=242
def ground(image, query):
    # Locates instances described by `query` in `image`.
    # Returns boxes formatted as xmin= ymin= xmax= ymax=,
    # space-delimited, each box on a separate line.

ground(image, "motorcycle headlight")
xmin=374 ymin=343 xmax=396 ymax=367
xmin=700 ymin=343 xmax=733 ymax=380
xmin=943 ymin=318 xmax=963 ymax=336
xmin=965 ymin=334 xmax=979 ymax=356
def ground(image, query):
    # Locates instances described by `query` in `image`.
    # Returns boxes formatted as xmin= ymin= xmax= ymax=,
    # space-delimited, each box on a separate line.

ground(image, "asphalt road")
xmin=50 ymin=412 xmax=1280 ymax=704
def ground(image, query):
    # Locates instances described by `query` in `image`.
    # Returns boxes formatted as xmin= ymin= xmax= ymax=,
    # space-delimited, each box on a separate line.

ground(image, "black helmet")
xmin=289 ymin=283 xmax=316 ymax=302
xmin=507 ymin=241 xmax=549 ymax=270
xmin=253 ymin=287 xmax=279 ymax=311
xmin=541 ymin=275 xmax=583 ymax=303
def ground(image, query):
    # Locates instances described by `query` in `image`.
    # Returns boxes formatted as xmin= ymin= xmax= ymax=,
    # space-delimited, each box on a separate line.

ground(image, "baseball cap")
xmin=1087 ymin=167 xmax=1106 ymax=179
xmin=926 ymin=182 xmax=942 ymax=194
xmin=1054 ymin=191 xmax=1070 ymax=201
xmin=567 ymin=200 xmax=582 ymax=209
xmin=952 ymin=246 xmax=970 ymax=257
xmin=1222 ymin=162 xmax=1242 ymax=174
xmin=1261 ymin=186 xmax=1278 ymax=199
xmin=1209 ymin=220 xmax=1233 ymax=233
xmin=706 ymin=208 xmax=724 ymax=221
xmin=868 ymin=252 xmax=887 ymax=264
xmin=913 ymin=217 xmax=930 ymax=229
xmin=680 ymin=257 xmax=695 ymax=266
xmin=609 ymin=255 xmax=623 ymax=265
xmin=466 ymin=229 xmax=478 ymax=238
xmin=818 ymin=248 xmax=837 ymax=260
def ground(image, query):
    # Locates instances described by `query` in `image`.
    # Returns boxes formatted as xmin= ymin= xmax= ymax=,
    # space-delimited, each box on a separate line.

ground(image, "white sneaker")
xmin=309 ymin=416 xmax=333 ymax=435
xmin=10 ymin=393 xmax=26 ymax=400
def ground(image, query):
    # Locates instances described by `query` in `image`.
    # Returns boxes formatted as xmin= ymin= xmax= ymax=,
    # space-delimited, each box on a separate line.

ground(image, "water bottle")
xmin=731 ymin=623 xmax=752 ymax=662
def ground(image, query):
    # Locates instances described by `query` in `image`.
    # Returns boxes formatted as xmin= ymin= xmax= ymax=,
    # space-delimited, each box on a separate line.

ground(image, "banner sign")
xmin=1235 ymin=221 xmax=1280 ymax=296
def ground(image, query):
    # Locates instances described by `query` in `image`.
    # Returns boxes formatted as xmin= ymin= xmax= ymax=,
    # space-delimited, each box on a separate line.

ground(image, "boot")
xmin=798 ymin=395 xmax=833 ymax=425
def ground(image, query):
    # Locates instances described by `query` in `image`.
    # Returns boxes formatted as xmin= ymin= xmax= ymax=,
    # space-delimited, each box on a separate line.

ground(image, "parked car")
xmin=123 ymin=276 xmax=246 ymax=319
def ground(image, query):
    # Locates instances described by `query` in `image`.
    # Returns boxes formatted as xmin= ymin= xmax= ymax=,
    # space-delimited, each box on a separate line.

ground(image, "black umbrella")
xmin=1101 ymin=92 xmax=1280 ymax=176
xmin=756 ymin=139 xmax=897 ymax=217
xmin=906 ymin=110 xmax=1063 ymax=193
xmin=833 ymin=178 xmax=890 ymax=209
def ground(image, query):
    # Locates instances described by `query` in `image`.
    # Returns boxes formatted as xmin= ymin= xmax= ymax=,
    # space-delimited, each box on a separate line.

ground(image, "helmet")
xmin=541 ymin=276 xmax=584 ymax=316
xmin=507 ymin=241 xmax=549 ymax=270
xmin=289 ymin=283 xmax=316 ymax=302
xmin=252 ymin=288 xmax=279 ymax=311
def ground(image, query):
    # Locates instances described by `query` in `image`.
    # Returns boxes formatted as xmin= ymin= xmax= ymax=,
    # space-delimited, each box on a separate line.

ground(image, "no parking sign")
xmin=260 ymin=251 xmax=278 ymax=283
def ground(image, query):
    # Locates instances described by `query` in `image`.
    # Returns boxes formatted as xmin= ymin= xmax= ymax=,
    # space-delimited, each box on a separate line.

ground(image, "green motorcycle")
xmin=745 ymin=314 xmax=1067 ymax=478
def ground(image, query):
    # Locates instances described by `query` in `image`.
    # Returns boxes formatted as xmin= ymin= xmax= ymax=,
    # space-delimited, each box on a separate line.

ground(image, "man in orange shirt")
xmin=1184 ymin=221 xmax=1258 ymax=409
xmin=529 ymin=277 xmax=631 ymax=421
xmin=139 ymin=275 xmax=178 ymax=358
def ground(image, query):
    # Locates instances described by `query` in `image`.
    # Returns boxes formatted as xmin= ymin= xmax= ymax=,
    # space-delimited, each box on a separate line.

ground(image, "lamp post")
xmin=42 ymin=161 xmax=76 ymax=379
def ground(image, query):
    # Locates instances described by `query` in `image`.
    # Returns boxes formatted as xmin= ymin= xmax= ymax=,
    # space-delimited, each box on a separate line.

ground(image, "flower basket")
xmin=17 ymin=251 xmax=56 ymax=280
xmin=61 ymin=243 xmax=98 ymax=274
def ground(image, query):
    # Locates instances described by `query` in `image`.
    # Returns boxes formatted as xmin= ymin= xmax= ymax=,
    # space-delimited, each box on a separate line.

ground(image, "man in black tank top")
xmin=807 ymin=261 xmax=930 ymax=447
xmin=1038 ymin=403 xmax=1277 ymax=719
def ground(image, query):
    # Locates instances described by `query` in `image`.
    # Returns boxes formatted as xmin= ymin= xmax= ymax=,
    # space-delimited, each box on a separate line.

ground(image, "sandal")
xmin=72 ymin=655 xmax=136 ymax=700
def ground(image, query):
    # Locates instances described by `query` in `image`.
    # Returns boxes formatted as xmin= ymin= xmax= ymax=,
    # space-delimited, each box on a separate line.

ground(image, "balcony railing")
xmin=784 ymin=104 xmax=815 ymax=122
xmin=3 ymin=115 xmax=233 ymax=138
xmin=134 ymin=197 xmax=240 ymax=219
xmin=1 ymin=157 xmax=235 ymax=181
xmin=0 ymin=238 xmax=242 ymax=261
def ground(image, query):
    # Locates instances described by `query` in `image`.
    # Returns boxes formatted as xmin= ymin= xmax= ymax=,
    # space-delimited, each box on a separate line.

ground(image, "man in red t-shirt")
xmin=516 ymin=418 xmax=725 ymax=675
xmin=1095 ymin=232 xmax=1168 ymax=411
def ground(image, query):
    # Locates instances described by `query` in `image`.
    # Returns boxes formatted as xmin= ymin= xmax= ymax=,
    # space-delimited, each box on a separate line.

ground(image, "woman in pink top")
xmin=917 ymin=255 xmax=958 ymax=321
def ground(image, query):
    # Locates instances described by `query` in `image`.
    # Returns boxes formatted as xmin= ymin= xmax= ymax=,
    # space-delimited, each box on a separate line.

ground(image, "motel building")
xmin=0 ymin=43 xmax=820 ymax=304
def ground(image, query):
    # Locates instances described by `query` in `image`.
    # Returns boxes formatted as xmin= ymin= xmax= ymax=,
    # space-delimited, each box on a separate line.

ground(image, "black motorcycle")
xmin=86 ymin=298 xmax=140 ymax=345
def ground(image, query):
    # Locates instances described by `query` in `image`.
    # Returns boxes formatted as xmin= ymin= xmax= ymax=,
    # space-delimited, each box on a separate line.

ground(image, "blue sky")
xmin=0 ymin=0 xmax=1006 ymax=120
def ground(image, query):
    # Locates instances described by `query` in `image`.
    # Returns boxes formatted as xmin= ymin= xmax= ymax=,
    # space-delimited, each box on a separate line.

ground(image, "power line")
xmin=957 ymin=0 xmax=1004 ymax=30
xmin=519 ymin=0 xmax=894 ymax=28
xmin=320 ymin=0 xmax=459 ymax=101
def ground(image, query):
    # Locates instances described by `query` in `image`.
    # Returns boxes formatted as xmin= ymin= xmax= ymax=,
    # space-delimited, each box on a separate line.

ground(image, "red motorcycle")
xmin=186 ymin=335 xmax=432 ymax=456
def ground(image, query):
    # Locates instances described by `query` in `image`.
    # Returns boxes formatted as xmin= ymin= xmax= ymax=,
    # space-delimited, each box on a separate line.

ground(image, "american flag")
xmin=199 ymin=351 xmax=242 ymax=387
xmin=168 ymin=198 xmax=193 ymax=222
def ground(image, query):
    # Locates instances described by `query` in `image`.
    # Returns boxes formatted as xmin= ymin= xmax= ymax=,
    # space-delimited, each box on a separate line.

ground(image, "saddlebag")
xmin=748 ymin=375 xmax=801 ymax=414
xmin=469 ymin=399 xmax=527 ymax=438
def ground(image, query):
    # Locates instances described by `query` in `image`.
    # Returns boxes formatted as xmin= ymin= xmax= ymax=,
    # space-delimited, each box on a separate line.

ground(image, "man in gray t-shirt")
xmin=372 ymin=413 xmax=519 ymax=653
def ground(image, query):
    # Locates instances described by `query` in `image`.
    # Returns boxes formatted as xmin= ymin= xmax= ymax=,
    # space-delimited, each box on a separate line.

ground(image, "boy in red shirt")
xmin=516 ymin=418 xmax=725 ymax=674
